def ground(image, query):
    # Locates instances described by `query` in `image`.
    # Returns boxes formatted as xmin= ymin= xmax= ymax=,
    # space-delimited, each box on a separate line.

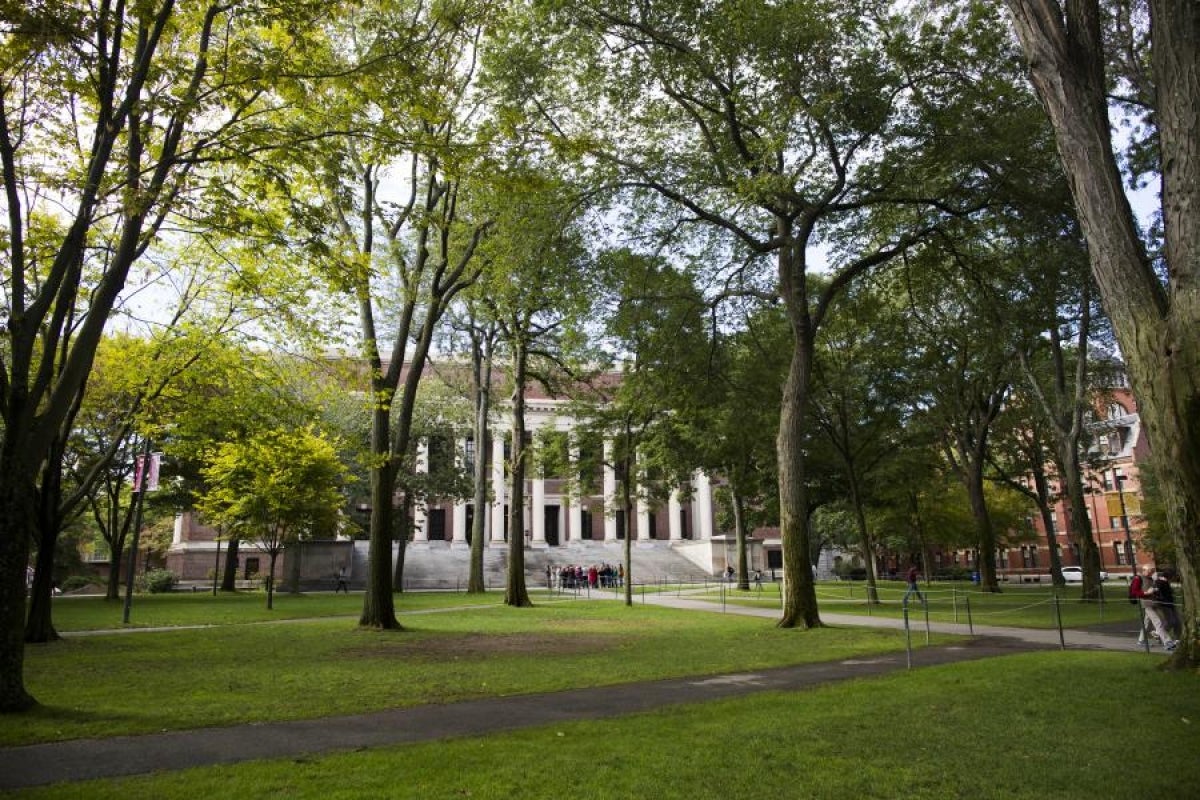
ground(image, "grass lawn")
xmin=10 ymin=600 xmax=950 ymax=747
xmin=706 ymin=580 xmax=1143 ymax=629
xmin=9 ymin=651 xmax=1197 ymax=799
xmin=48 ymin=589 xmax=505 ymax=632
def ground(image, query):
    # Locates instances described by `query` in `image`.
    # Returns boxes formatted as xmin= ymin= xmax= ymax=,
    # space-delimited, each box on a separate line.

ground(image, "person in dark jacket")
xmin=903 ymin=565 xmax=924 ymax=606
xmin=1153 ymin=570 xmax=1181 ymax=640
xmin=1131 ymin=565 xmax=1176 ymax=651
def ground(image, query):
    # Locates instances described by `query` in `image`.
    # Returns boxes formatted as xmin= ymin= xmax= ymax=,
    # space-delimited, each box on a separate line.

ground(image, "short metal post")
xmin=965 ymin=595 xmax=974 ymax=635
xmin=903 ymin=601 xmax=913 ymax=669
xmin=1053 ymin=592 xmax=1066 ymax=650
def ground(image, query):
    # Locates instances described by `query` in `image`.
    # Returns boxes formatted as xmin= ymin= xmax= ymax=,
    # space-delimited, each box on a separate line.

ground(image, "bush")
xmin=934 ymin=566 xmax=973 ymax=582
xmin=137 ymin=569 xmax=178 ymax=594
xmin=59 ymin=575 xmax=95 ymax=592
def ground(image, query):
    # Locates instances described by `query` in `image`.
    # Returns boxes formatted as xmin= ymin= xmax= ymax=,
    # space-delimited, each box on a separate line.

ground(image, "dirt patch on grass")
xmin=343 ymin=632 xmax=622 ymax=660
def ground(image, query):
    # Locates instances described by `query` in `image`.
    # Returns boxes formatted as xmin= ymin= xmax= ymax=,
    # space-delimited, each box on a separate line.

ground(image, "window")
xmin=1111 ymin=516 xmax=1127 ymax=530
xmin=1114 ymin=542 xmax=1126 ymax=566
xmin=464 ymin=437 xmax=475 ymax=473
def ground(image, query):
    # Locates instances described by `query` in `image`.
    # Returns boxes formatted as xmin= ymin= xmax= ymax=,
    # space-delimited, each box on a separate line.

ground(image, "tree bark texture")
xmin=0 ymin=472 xmax=37 ymax=711
xmin=221 ymin=538 xmax=240 ymax=592
xmin=1058 ymin=442 xmax=1103 ymax=599
xmin=468 ymin=339 xmax=492 ymax=594
xmin=731 ymin=486 xmax=750 ymax=591
xmin=776 ymin=229 xmax=821 ymax=628
xmin=1005 ymin=0 xmax=1200 ymax=664
xmin=359 ymin=369 xmax=399 ymax=627
xmin=504 ymin=344 xmax=532 ymax=608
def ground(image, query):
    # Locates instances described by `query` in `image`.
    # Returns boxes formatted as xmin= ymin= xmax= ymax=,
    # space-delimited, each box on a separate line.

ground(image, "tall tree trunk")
xmin=468 ymin=333 xmax=492 ymax=594
xmin=106 ymin=540 xmax=124 ymax=601
xmin=24 ymin=541 xmax=59 ymax=645
xmin=25 ymin=446 xmax=66 ymax=643
xmin=621 ymin=443 xmax=634 ymax=607
xmin=221 ymin=538 xmax=240 ymax=592
xmin=776 ymin=224 xmax=821 ymax=629
xmin=265 ymin=552 xmax=277 ymax=610
xmin=0 ymin=472 xmax=37 ymax=711
xmin=393 ymin=493 xmax=412 ymax=593
xmin=848 ymin=472 xmax=880 ymax=605
xmin=504 ymin=342 xmax=532 ymax=608
xmin=1059 ymin=443 xmax=1103 ymax=600
xmin=963 ymin=457 xmax=1000 ymax=593
xmin=360 ymin=415 xmax=400 ymax=628
xmin=1027 ymin=450 xmax=1066 ymax=588
xmin=730 ymin=484 xmax=750 ymax=591
xmin=1004 ymin=0 xmax=1200 ymax=666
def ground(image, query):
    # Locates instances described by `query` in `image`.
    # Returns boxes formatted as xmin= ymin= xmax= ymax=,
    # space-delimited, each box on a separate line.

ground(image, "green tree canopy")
xmin=196 ymin=427 xmax=349 ymax=609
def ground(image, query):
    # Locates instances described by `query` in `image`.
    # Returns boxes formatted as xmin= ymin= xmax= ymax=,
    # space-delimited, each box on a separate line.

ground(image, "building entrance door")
xmin=544 ymin=505 xmax=560 ymax=546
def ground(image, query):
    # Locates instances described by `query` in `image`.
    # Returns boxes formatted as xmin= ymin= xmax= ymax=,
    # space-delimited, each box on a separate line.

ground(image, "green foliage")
xmin=59 ymin=576 xmax=97 ymax=593
xmin=196 ymin=427 xmax=350 ymax=553
xmin=136 ymin=569 xmax=179 ymax=594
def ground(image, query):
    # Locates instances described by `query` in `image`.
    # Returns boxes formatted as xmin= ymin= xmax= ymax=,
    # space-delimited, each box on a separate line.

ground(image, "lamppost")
xmin=1115 ymin=473 xmax=1136 ymax=576
xmin=1084 ymin=482 xmax=1102 ymax=571
xmin=122 ymin=439 xmax=156 ymax=624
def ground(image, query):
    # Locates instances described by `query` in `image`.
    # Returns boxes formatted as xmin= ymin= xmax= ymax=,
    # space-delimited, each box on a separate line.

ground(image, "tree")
xmin=269 ymin=2 xmax=494 ymax=630
xmin=0 ymin=0 xmax=344 ymax=711
xmin=196 ymin=428 xmax=347 ymax=609
xmin=810 ymin=281 xmax=911 ymax=603
xmin=700 ymin=308 xmax=788 ymax=591
xmin=1002 ymin=0 xmax=1200 ymax=664
xmin=578 ymin=250 xmax=712 ymax=605
xmin=492 ymin=0 xmax=1051 ymax=626
xmin=987 ymin=395 xmax=1068 ymax=587
xmin=465 ymin=316 xmax=499 ymax=594
xmin=468 ymin=170 xmax=601 ymax=607
xmin=895 ymin=239 xmax=1025 ymax=592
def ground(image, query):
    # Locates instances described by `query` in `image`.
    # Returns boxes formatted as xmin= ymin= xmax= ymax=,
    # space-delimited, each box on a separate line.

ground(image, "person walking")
xmin=1131 ymin=565 xmax=1176 ymax=651
xmin=902 ymin=564 xmax=924 ymax=606
xmin=335 ymin=566 xmax=349 ymax=594
xmin=1153 ymin=569 xmax=1182 ymax=641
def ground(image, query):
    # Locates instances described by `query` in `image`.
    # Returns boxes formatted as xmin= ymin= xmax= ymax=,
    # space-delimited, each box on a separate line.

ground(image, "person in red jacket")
xmin=1131 ymin=565 xmax=1176 ymax=651
xmin=902 ymin=564 xmax=924 ymax=606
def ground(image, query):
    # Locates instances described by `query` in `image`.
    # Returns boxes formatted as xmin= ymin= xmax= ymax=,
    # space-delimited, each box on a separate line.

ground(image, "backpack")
xmin=1128 ymin=574 xmax=1141 ymax=605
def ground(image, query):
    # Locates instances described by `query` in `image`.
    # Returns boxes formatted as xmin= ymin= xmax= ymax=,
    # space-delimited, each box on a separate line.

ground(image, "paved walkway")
xmin=0 ymin=594 xmax=1154 ymax=790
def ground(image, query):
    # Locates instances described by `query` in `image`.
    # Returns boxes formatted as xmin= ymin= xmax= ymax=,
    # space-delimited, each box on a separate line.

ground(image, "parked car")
xmin=1059 ymin=566 xmax=1109 ymax=582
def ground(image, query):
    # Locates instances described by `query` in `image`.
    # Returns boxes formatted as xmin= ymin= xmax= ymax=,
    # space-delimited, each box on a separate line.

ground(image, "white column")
xmin=569 ymin=440 xmax=583 ymax=542
xmin=491 ymin=434 xmax=507 ymax=542
xmin=412 ymin=439 xmax=429 ymax=542
xmin=453 ymin=502 xmax=468 ymax=546
xmin=532 ymin=475 xmax=547 ymax=546
xmin=668 ymin=489 xmax=683 ymax=541
xmin=693 ymin=470 xmax=714 ymax=540
xmin=637 ymin=496 xmax=651 ymax=542
xmin=452 ymin=437 xmax=468 ymax=545
xmin=603 ymin=438 xmax=618 ymax=541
